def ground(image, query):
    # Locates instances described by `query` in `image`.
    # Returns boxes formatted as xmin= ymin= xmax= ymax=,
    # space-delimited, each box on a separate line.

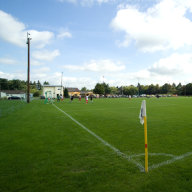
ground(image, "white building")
xmin=42 ymin=85 xmax=64 ymax=98
xmin=0 ymin=90 xmax=26 ymax=99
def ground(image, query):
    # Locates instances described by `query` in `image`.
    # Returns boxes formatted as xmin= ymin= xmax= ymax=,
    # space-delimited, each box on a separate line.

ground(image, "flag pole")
xmin=139 ymin=100 xmax=148 ymax=172
xmin=144 ymin=115 xmax=148 ymax=172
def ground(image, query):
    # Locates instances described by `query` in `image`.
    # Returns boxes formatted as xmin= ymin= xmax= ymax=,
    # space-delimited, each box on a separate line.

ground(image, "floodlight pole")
xmin=26 ymin=32 xmax=32 ymax=103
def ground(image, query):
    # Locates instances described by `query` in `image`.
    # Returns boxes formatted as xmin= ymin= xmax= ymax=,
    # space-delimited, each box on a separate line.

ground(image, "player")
xmin=90 ymin=95 xmax=93 ymax=103
xmin=79 ymin=95 xmax=81 ymax=101
xmin=70 ymin=95 xmax=74 ymax=102
xmin=86 ymin=95 xmax=88 ymax=104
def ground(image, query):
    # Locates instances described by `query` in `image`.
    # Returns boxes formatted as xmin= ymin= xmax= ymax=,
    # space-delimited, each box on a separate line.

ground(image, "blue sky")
xmin=0 ymin=0 xmax=192 ymax=89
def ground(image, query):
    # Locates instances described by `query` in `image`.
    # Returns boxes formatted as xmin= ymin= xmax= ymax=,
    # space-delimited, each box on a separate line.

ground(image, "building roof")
xmin=66 ymin=87 xmax=80 ymax=92
xmin=0 ymin=90 xmax=26 ymax=94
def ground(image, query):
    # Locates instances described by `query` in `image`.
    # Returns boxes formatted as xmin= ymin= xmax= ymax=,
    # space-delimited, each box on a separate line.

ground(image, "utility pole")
xmin=26 ymin=32 xmax=32 ymax=103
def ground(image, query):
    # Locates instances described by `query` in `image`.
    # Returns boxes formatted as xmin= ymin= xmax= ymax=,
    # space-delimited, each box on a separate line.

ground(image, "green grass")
xmin=0 ymin=97 xmax=192 ymax=191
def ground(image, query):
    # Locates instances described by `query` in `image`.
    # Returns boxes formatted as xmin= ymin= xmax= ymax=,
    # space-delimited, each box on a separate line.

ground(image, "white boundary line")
xmin=149 ymin=152 xmax=192 ymax=171
xmin=130 ymin=153 xmax=176 ymax=158
xmin=53 ymin=103 xmax=144 ymax=172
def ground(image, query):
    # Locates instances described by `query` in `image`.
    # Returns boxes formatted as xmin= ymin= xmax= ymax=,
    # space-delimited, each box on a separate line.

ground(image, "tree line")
xmin=1 ymin=78 xmax=192 ymax=96
xmin=93 ymin=82 xmax=192 ymax=96
xmin=0 ymin=78 xmax=50 ymax=97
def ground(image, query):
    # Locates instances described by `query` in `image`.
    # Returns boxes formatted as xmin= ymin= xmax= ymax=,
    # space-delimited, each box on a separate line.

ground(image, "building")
xmin=0 ymin=90 xmax=26 ymax=99
xmin=66 ymin=88 xmax=80 ymax=97
xmin=42 ymin=85 xmax=64 ymax=98
xmin=80 ymin=91 xmax=93 ymax=97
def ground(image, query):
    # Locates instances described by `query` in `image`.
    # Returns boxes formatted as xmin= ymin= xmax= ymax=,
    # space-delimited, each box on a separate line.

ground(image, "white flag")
xmin=139 ymin=100 xmax=146 ymax=125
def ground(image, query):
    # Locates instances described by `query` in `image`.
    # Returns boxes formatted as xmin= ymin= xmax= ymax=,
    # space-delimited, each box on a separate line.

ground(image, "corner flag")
xmin=139 ymin=100 xmax=148 ymax=172
xmin=139 ymin=100 xmax=146 ymax=125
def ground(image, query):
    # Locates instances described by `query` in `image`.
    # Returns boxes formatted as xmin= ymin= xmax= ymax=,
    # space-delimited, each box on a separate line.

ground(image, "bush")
xmin=0 ymin=97 xmax=7 ymax=100
xmin=33 ymin=91 xmax=40 ymax=97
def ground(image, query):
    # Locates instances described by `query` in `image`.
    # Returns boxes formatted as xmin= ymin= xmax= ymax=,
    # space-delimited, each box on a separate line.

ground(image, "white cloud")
xmin=32 ymin=67 xmax=50 ymax=73
xmin=97 ymin=53 xmax=192 ymax=86
xmin=32 ymin=49 xmax=60 ymax=61
xmin=28 ymin=30 xmax=54 ymax=49
xmin=120 ymin=53 xmax=192 ymax=85
xmin=57 ymin=31 xmax=72 ymax=39
xmin=148 ymin=53 xmax=192 ymax=75
xmin=111 ymin=0 xmax=192 ymax=52
xmin=0 ymin=71 xmax=25 ymax=80
xmin=0 ymin=10 xmax=54 ymax=48
xmin=63 ymin=59 xmax=126 ymax=72
xmin=0 ymin=58 xmax=17 ymax=65
xmin=31 ymin=60 xmax=44 ymax=66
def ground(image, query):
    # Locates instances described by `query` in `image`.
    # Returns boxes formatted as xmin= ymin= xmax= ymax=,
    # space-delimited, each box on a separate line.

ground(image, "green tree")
xmin=155 ymin=84 xmax=160 ymax=94
xmin=110 ymin=86 xmax=118 ymax=95
xmin=93 ymin=83 xmax=105 ymax=95
xmin=8 ymin=79 xmax=23 ymax=90
xmin=148 ymin=84 xmax=156 ymax=94
xmin=161 ymin=83 xmax=172 ymax=94
xmin=176 ymin=83 xmax=183 ymax=95
xmin=37 ymin=80 xmax=42 ymax=90
xmin=186 ymin=83 xmax=192 ymax=95
xmin=123 ymin=86 xmax=138 ymax=96
xmin=64 ymin=88 xmax=69 ymax=98
xmin=102 ymin=83 xmax=111 ymax=95
xmin=33 ymin=91 xmax=40 ymax=97
xmin=0 ymin=78 xmax=9 ymax=90
xmin=43 ymin=81 xmax=49 ymax=85
xmin=81 ymin=87 xmax=87 ymax=91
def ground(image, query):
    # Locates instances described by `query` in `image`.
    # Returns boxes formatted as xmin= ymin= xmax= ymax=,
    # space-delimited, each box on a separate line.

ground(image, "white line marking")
xmin=148 ymin=153 xmax=176 ymax=157
xmin=149 ymin=152 xmax=192 ymax=171
xmin=53 ymin=104 xmax=144 ymax=172
xmin=130 ymin=153 xmax=176 ymax=158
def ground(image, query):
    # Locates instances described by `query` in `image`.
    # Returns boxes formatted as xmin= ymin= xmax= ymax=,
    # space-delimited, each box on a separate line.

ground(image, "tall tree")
xmin=186 ymin=83 xmax=192 ymax=95
xmin=110 ymin=86 xmax=118 ymax=95
xmin=161 ymin=83 xmax=172 ymax=94
xmin=64 ymin=88 xmax=69 ymax=98
xmin=0 ymin=78 xmax=9 ymax=90
xmin=37 ymin=80 xmax=42 ymax=90
xmin=176 ymin=83 xmax=183 ymax=95
xmin=102 ymin=83 xmax=111 ymax=95
xmin=81 ymin=87 xmax=87 ymax=91
xmin=43 ymin=81 xmax=49 ymax=85
xmin=93 ymin=83 xmax=105 ymax=95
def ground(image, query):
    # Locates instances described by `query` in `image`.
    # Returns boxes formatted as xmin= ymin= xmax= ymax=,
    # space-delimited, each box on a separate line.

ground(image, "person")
xmin=86 ymin=95 xmax=88 ymax=104
xmin=70 ymin=95 xmax=74 ymax=102
xmin=60 ymin=94 xmax=63 ymax=101
xmin=79 ymin=95 xmax=81 ymax=101
xmin=90 ymin=95 xmax=93 ymax=103
xmin=57 ymin=94 xmax=60 ymax=102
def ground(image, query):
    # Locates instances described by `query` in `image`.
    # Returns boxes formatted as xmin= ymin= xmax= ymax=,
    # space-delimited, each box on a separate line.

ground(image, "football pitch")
xmin=0 ymin=97 xmax=192 ymax=191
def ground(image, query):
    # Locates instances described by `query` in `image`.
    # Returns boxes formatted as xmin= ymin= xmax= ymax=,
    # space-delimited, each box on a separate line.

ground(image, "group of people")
xmin=70 ymin=94 xmax=93 ymax=104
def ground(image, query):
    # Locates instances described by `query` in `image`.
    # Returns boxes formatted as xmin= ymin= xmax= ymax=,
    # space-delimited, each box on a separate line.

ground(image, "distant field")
xmin=0 ymin=97 xmax=192 ymax=192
